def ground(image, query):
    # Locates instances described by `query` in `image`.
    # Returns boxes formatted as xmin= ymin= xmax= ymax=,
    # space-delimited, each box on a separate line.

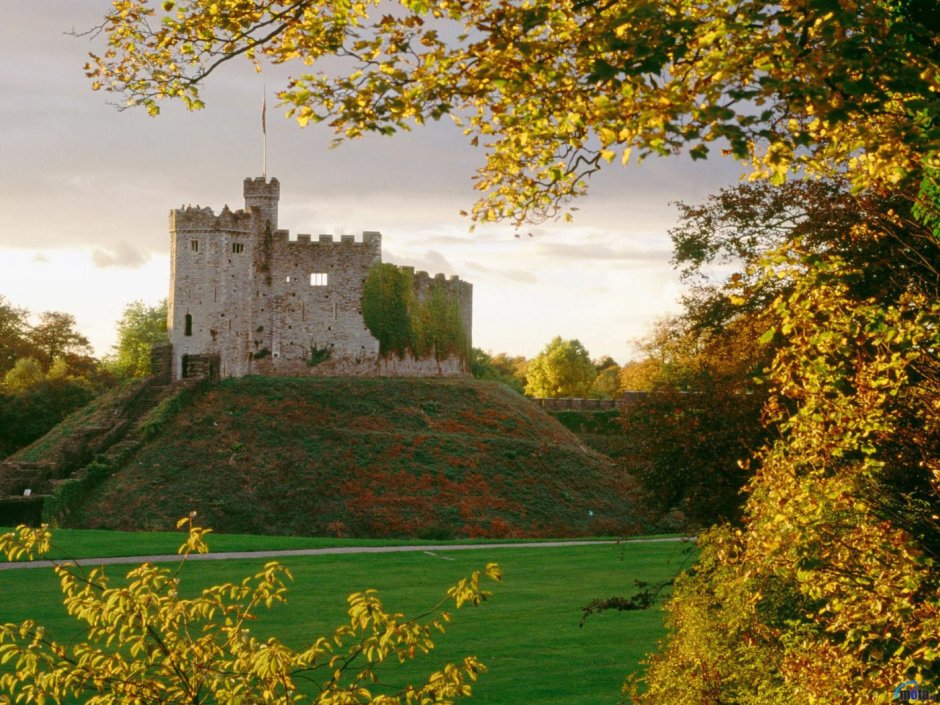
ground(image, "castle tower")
xmin=167 ymin=198 xmax=258 ymax=380
xmin=243 ymin=176 xmax=280 ymax=230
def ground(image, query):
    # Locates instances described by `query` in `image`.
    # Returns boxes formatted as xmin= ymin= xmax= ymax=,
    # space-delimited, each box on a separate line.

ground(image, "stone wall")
xmin=252 ymin=231 xmax=382 ymax=373
xmin=150 ymin=343 xmax=173 ymax=384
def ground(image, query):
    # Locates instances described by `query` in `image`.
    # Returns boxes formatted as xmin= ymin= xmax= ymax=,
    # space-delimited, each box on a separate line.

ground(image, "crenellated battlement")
xmin=288 ymin=232 xmax=382 ymax=247
xmin=243 ymin=176 xmax=280 ymax=229
xmin=170 ymin=204 xmax=256 ymax=233
xmin=412 ymin=268 xmax=471 ymax=291
xmin=243 ymin=176 xmax=280 ymax=200
xmin=262 ymin=231 xmax=383 ymax=254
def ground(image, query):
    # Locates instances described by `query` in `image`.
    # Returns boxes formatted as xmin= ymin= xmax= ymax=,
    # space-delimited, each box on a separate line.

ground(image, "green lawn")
xmin=0 ymin=535 xmax=695 ymax=704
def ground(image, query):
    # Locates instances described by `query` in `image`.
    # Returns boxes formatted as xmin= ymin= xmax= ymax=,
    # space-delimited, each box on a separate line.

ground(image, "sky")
xmin=0 ymin=2 xmax=746 ymax=364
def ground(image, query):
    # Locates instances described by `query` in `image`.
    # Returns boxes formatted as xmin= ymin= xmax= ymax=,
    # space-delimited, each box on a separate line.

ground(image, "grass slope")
xmin=549 ymin=409 xmax=635 ymax=460
xmin=68 ymin=378 xmax=639 ymax=538
xmin=10 ymin=380 xmax=148 ymax=463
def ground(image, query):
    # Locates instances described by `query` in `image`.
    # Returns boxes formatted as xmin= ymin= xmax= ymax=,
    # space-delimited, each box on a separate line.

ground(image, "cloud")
xmin=464 ymin=261 xmax=538 ymax=284
xmin=409 ymin=233 xmax=476 ymax=247
xmin=91 ymin=242 xmax=151 ymax=269
xmin=531 ymin=241 xmax=673 ymax=264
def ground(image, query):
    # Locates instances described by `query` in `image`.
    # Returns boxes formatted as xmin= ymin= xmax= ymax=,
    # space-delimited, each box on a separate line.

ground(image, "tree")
xmin=616 ymin=180 xmax=926 ymax=528
xmin=107 ymin=299 xmax=168 ymax=378
xmin=0 ymin=310 xmax=102 ymax=458
xmin=0 ymin=296 xmax=31 ymax=376
xmin=619 ymin=318 xmax=768 ymax=528
xmin=587 ymin=356 xmax=619 ymax=398
xmin=524 ymin=337 xmax=596 ymax=398
xmin=589 ymin=367 xmax=620 ymax=399
xmin=617 ymin=359 xmax=659 ymax=393
xmin=2 ymin=358 xmax=45 ymax=394
xmin=27 ymin=311 xmax=94 ymax=370
xmin=85 ymin=0 xmax=937 ymax=224
xmin=613 ymin=292 xmax=771 ymax=526
xmin=593 ymin=356 xmax=618 ymax=374
xmin=470 ymin=348 xmax=527 ymax=394
xmin=0 ymin=517 xmax=501 ymax=705
xmin=489 ymin=352 xmax=528 ymax=390
xmin=628 ymin=181 xmax=940 ymax=705
xmin=620 ymin=317 xmax=703 ymax=392
xmin=0 ymin=357 xmax=96 ymax=458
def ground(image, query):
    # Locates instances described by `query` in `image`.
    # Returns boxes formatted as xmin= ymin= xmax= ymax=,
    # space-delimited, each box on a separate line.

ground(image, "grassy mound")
xmin=67 ymin=378 xmax=639 ymax=538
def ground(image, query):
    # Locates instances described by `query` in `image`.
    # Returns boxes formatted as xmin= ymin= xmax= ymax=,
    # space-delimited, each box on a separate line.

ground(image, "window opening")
xmin=190 ymin=239 xmax=199 ymax=252
xmin=310 ymin=272 xmax=328 ymax=287
xmin=184 ymin=314 xmax=193 ymax=337
xmin=232 ymin=242 xmax=244 ymax=253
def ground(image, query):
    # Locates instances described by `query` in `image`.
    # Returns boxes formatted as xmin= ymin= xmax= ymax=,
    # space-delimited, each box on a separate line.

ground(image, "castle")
xmin=167 ymin=176 xmax=472 ymax=380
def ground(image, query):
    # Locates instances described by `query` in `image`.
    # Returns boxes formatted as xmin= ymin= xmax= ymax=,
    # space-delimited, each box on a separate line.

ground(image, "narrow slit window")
xmin=184 ymin=314 xmax=193 ymax=337
xmin=232 ymin=242 xmax=244 ymax=254
xmin=190 ymin=239 xmax=199 ymax=252
xmin=310 ymin=272 xmax=329 ymax=287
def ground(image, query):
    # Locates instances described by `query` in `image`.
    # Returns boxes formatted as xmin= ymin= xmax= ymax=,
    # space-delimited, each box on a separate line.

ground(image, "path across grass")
xmin=0 ymin=536 xmax=690 ymax=570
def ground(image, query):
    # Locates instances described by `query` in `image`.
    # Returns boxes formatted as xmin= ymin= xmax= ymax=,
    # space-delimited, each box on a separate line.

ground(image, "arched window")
xmin=184 ymin=314 xmax=193 ymax=337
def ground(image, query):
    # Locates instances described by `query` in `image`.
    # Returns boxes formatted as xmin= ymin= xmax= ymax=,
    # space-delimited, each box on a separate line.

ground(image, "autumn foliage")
xmin=84 ymin=1 xmax=936 ymax=224
xmin=629 ymin=188 xmax=940 ymax=703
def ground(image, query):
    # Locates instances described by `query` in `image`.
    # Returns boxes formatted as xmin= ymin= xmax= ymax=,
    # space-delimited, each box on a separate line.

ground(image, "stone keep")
xmin=167 ymin=177 xmax=472 ymax=380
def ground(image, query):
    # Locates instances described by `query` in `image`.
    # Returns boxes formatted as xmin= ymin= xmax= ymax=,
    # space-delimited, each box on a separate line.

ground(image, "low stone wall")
xmin=531 ymin=392 xmax=657 ymax=411
xmin=251 ymin=352 xmax=468 ymax=377
xmin=182 ymin=353 xmax=220 ymax=381
xmin=376 ymin=354 xmax=467 ymax=377
xmin=150 ymin=343 xmax=173 ymax=384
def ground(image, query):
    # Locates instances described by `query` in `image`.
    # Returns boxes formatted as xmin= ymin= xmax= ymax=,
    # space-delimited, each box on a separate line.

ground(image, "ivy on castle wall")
xmin=361 ymin=264 xmax=415 ymax=358
xmin=361 ymin=264 xmax=469 ymax=363
xmin=414 ymin=282 xmax=470 ymax=363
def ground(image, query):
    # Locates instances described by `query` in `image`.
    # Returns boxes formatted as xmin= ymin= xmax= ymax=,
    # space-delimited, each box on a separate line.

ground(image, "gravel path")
xmin=0 ymin=536 xmax=691 ymax=572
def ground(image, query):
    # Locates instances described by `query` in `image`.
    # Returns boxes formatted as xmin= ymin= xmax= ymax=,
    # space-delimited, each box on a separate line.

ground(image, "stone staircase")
xmin=0 ymin=370 xmax=179 ymax=526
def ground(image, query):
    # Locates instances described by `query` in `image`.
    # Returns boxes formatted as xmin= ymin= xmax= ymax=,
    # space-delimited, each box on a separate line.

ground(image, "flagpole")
xmin=261 ymin=86 xmax=267 ymax=179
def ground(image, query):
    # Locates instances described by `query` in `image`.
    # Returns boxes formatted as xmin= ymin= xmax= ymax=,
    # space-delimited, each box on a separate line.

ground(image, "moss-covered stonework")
xmin=362 ymin=263 xmax=471 ymax=364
